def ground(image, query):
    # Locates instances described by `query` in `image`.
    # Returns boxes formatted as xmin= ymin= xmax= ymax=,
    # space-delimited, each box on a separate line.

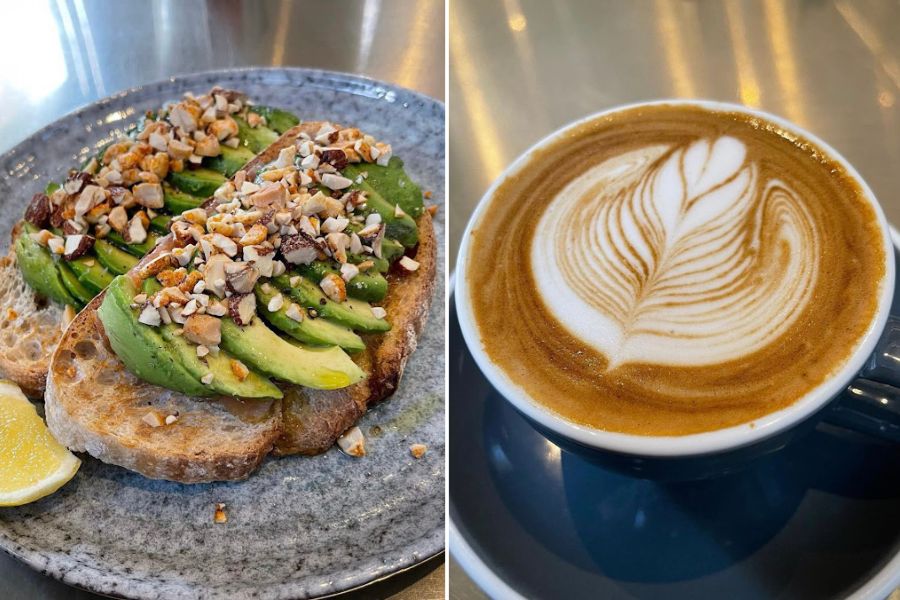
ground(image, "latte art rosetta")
xmin=532 ymin=136 xmax=820 ymax=367
xmin=468 ymin=105 xmax=884 ymax=435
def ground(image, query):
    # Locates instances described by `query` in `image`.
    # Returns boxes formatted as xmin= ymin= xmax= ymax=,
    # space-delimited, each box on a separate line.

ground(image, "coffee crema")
xmin=466 ymin=105 xmax=886 ymax=436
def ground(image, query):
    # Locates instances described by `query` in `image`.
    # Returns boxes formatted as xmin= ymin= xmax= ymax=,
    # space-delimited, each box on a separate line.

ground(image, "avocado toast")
xmin=44 ymin=122 xmax=436 ymax=482
xmin=0 ymin=87 xmax=300 ymax=396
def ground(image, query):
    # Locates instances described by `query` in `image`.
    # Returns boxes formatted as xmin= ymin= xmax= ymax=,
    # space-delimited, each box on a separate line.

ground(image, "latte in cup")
xmin=465 ymin=104 xmax=887 ymax=436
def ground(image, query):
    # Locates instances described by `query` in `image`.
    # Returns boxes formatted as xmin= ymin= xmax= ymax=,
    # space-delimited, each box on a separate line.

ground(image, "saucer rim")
xmin=448 ymin=226 xmax=900 ymax=599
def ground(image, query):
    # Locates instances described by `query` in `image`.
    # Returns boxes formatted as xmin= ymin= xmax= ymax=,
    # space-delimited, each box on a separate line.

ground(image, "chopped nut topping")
xmin=228 ymin=292 xmax=257 ymax=326
xmin=337 ymin=426 xmax=366 ymax=457
xmin=410 ymin=444 xmax=427 ymax=459
xmin=142 ymin=412 xmax=164 ymax=428
xmin=183 ymin=314 xmax=222 ymax=346
xmin=214 ymin=502 xmax=228 ymax=524
xmin=320 ymin=272 xmax=347 ymax=302
xmin=230 ymin=359 xmax=250 ymax=381
xmin=399 ymin=256 xmax=420 ymax=272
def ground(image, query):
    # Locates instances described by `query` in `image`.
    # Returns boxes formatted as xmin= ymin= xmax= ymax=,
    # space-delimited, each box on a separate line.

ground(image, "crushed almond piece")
xmin=337 ymin=426 xmax=366 ymax=457
xmin=410 ymin=444 xmax=427 ymax=459
xmin=399 ymin=256 xmax=420 ymax=272
xmin=230 ymin=359 xmax=250 ymax=381
xmin=142 ymin=412 xmax=164 ymax=428
xmin=424 ymin=190 xmax=433 ymax=199
xmin=214 ymin=503 xmax=228 ymax=524
xmin=165 ymin=414 xmax=179 ymax=426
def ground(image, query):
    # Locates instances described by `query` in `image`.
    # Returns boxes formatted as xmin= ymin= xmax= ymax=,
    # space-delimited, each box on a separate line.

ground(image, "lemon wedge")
xmin=0 ymin=380 xmax=80 ymax=507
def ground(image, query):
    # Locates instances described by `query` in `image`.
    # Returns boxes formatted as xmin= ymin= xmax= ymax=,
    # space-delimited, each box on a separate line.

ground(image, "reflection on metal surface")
xmin=0 ymin=0 xmax=67 ymax=100
xmin=450 ymin=5 xmax=505 ymax=181
xmin=508 ymin=13 xmax=527 ymax=32
xmin=395 ymin=0 xmax=431 ymax=89
xmin=271 ymin=0 xmax=293 ymax=66
xmin=725 ymin=0 xmax=762 ymax=107
xmin=654 ymin=0 xmax=697 ymax=98
xmin=356 ymin=0 xmax=382 ymax=72
xmin=73 ymin=0 xmax=105 ymax=95
xmin=55 ymin=0 xmax=90 ymax=95
xmin=763 ymin=0 xmax=807 ymax=126
xmin=836 ymin=0 xmax=900 ymax=91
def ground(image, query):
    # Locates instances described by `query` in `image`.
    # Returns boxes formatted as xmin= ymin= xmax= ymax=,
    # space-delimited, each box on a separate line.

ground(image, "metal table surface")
xmin=0 ymin=1 xmax=445 ymax=599
xmin=449 ymin=0 xmax=900 ymax=597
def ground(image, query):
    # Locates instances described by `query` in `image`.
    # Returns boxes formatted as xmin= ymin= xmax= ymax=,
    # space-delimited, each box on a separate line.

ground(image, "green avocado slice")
xmin=219 ymin=317 xmax=365 ymax=390
xmin=296 ymin=261 xmax=388 ymax=303
xmin=205 ymin=145 xmax=255 ymax=178
xmin=255 ymin=284 xmax=365 ymax=351
xmin=68 ymin=257 xmax=114 ymax=292
xmin=14 ymin=231 xmax=77 ymax=306
xmin=98 ymin=276 xmax=211 ymax=396
xmin=272 ymin=273 xmax=390 ymax=333
xmin=159 ymin=324 xmax=282 ymax=399
xmin=168 ymin=168 xmax=226 ymax=198
xmin=94 ymin=239 xmax=139 ymax=274
xmin=235 ymin=117 xmax=279 ymax=153
xmin=344 ymin=157 xmax=425 ymax=217
xmin=106 ymin=231 xmax=160 ymax=257
xmin=56 ymin=262 xmax=93 ymax=307
xmin=248 ymin=106 xmax=299 ymax=134
xmin=163 ymin=183 xmax=205 ymax=214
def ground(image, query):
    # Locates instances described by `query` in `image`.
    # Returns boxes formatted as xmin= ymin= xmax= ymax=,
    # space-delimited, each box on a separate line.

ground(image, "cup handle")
xmin=823 ymin=315 xmax=900 ymax=442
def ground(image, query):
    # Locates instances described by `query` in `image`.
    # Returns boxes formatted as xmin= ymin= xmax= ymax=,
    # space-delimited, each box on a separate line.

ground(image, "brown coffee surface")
xmin=466 ymin=104 xmax=886 ymax=436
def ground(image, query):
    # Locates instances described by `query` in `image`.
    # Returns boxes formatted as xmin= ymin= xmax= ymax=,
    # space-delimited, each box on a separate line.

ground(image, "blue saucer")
xmin=449 ymin=258 xmax=900 ymax=599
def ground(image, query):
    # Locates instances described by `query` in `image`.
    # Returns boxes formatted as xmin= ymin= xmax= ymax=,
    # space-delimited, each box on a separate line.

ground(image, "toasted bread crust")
xmin=0 ymin=247 xmax=66 ymax=397
xmin=273 ymin=212 xmax=437 ymax=456
xmin=45 ymin=294 xmax=283 ymax=483
xmin=44 ymin=123 xmax=437 ymax=481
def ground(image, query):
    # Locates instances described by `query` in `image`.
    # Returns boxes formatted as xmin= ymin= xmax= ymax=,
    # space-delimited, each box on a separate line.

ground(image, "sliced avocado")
xmin=344 ymin=157 xmax=424 ymax=217
xmin=344 ymin=222 xmax=405 ymax=268
xmin=67 ymin=257 xmax=114 ymax=292
xmin=98 ymin=276 xmax=210 ymax=396
xmin=106 ymin=231 xmax=160 ymax=257
xmin=220 ymin=317 xmax=365 ymax=390
xmin=205 ymin=145 xmax=255 ymax=177
xmin=347 ymin=253 xmax=389 ymax=274
xmin=296 ymin=261 xmax=388 ymax=303
xmin=45 ymin=182 xmax=60 ymax=195
xmin=235 ymin=117 xmax=279 ymax=153
xmin=163 ymin=183 xmax=204 ymax=214
xmin=56 ymin=262 xmax=92 ymax=307
xmin=159 ymin=325 xmax=282 ymax=399
xmin=150 ymin=214 xmax=171 ymax=234
xmin=340 ymin=178 xmax=419 ymax=247
xmin=14 ymin=230 xmax=77 ymax=306
xmin=272 ymin=273 xmax=390 ymax=333
xmin=94 ymin=239 xmax=138 ymax=274
xmin=248 ymin=106 xmax=299 ymax=134
xmin=168 ymin=168 xmax=226 ymax=198
xmin=255 ymin=284 xmax=365 ymax=351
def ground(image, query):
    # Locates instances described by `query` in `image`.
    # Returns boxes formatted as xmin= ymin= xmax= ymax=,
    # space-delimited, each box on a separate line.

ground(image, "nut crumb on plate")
xmin=410 ymin=444 xmax=427 ymax=459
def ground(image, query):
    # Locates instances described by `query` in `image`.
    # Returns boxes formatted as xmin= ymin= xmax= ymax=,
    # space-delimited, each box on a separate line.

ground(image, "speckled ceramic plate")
xmin=0 ymin=68 xmax=445 ymax=599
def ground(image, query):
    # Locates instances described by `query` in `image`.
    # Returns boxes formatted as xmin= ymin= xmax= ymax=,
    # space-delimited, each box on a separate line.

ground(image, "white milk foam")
xmin=531 ymin=136 xmax=820 ymax=368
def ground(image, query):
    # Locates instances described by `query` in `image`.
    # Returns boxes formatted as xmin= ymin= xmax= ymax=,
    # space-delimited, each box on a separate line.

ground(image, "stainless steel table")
xmin=0 ymin=1 xmax=445 ymax=598
xmin=449 ymin=0 xmax=900 ymax=597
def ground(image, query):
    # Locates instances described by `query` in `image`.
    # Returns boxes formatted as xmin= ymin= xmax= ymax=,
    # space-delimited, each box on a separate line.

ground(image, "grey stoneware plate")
xmin=449 ymin=236 xmax=900 ymax=599
xmin=0 ymin=68 xmax=445 ymax=599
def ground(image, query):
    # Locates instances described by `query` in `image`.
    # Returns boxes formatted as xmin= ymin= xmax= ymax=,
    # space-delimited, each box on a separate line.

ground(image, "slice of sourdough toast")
xmin=0 ymin=239 xmax=68 ymax=397
xmin=275 ymin=211 xmax=436 ymax=455
xmin=44 ymin=124 xmax=436 ymax=482
xmin=0 ymin=121 xmax=329 ymax=397
xmin=45 ymin=293 xmax=283 ymax=482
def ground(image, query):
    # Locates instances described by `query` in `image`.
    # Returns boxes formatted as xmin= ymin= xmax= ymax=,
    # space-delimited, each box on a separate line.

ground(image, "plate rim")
xmin=0 ymin=65 xmax=445 ymax=600
xmin=447 ymin=228 xmax=900 ymax=600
